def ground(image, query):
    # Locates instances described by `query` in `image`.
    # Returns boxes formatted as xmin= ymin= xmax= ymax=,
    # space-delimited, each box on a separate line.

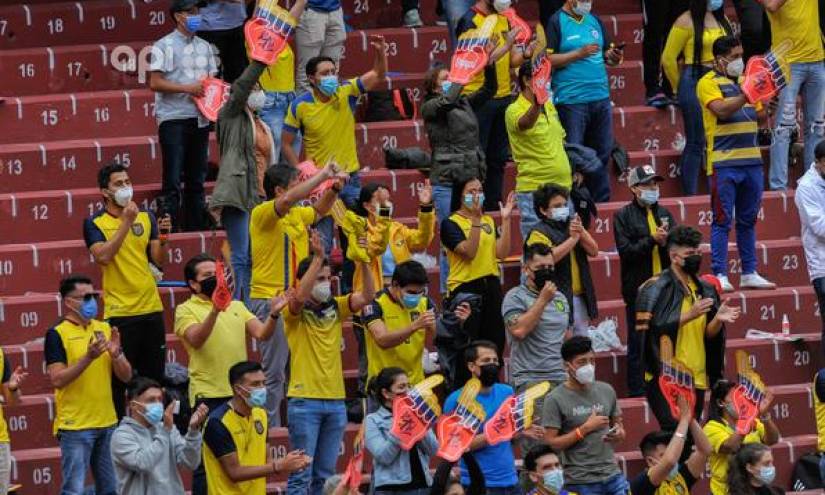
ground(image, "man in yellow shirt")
xmin=506 ymin=60 xmax=573 ymax=239
xmin=0 ymin=344 xmax=26 ymax=493
xmin=203 ymin=361 xmax=310 ymax=495
xmin=175 ymin=253 xmax=287 ymax=495
xmin=764 ymin=0 xmax=825 ymax=191
xmin=45 ymin=274 xmax=133 ymax=495
xmin=83 ymin=163 xmax=171 ymax=417
xmin=284 ymin=231 xmax=376 ymax=494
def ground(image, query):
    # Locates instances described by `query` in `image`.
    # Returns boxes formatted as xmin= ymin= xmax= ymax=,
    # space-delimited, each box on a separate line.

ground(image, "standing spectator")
xmin=457 ymin=4 xmax=527 ymax=210
xmin=636 ymin=225 xmax=739 ymax=429
xmin=84 ymin=163 xmax=169 ymax=418
xmin=444 ymin=341 xmax=543 ymax=495
xmin=506 ymin=60 xmax=573 ymax=240
xmin=284 ymin=233 xmax=376 ymax=495
xmin=697 ymin=35 xmax=776 ymax=292
xmin=731 ymin=0 xmax=771 ymax=62
xmin=546 ymin=0 xmax=624 ymax=202
xmin=613 ymin=166 xmax=677 ymax=397
xmin=364 ymin=367 xmax=439 ymax=494
xmin=766 ymin=0 xmax=825 ymax=191
xmin=46 ymin=275 xmax=133 ymax=495
xmin=631 ymin=396 xmax=711 ymax=495
xmin=523 ymin=445 xmax=570 ymax=495
xmin=526 ymin=183 xmax=599 ymax=336
xmin=203 ymin=361 xmax=311 ymax=494
xmin=249 ymin=163 xmax=343 ymax=427
xmin=502 ymin=243 xmax=570 ymax=452
xmin=0 ymin=350 xmax=27 ymax=494
xmin=703 ymin=380 xmax=780 ymax=495
xmin=441 ymin=177 xmax=514 ymax=356
xmin=149 ymin=0 xmax=218 ymax=231
xmin=726 ymin=444 xmax=785 ymax=495
xmin=661 ymin=0 xmax=733 ymax=195
xmin=361 ymin=261 xmax=436 ymax=389
xmin=421 ymin=49 xmax=499 ymax=294
xmin=543 ymin=336 xmax=629 ymax=494
xmin=293 ymin=0 xmax=347 ymax=93
xmin=110 ymin=377 xmax=208 ymax=495
xmin=197 ymin=0 xmax=249 ymax=83
xmin=795 ymin=141 xmax=825 ymax=353
xmin=174 ymin=253 xmax=285 ymax=494
xmin=641 ymin=0 xmax=689 ymax=107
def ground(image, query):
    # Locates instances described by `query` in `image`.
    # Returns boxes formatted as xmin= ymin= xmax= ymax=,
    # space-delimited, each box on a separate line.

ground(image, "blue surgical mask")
xmin=138 ymin=401 xmax=164 ymax=425
xmin=441 ymin=80 xmax=453 ymax=94
xmin=572 ymin=0 xmax=591 ymax=16
xmin=243 ymin=387 xmax=267 ymax=408
xmin=757 ymin=465 xmax=776 ymax=485
xmin=639 ymin=188 xmax=660 ymax=205
xmin=707 ymin=0 xmax=723 ymax=11
xmin=184 ymin=14 xmax=202 ymax=33
xmin=78 ymin=297 xmax=98 ymax=320
xmin=550 ymin=207 xmax=569 ymax=222
xmin=542 ymin=468 xmax=564 ymax=492
xmin=318 ymin=75 xmax=339 ymax=97
xmin=402 ymin=293 xmax=421 ymax=309
xmin=463 ymin=193 xmax=484 ymax=209
xmin=667 ymin=464 xmax=680 ymax=481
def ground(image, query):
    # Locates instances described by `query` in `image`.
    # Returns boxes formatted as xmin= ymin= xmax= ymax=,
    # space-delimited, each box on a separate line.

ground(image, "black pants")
xmin=191 ymin=396 xmax=233 ymax=495
xmin=158 ymin=118 xmax=210 ymax=232
xmin=641 ymin=0 xmax=689 ymax=98
xmin=197 ymin=26 xmax=249 ymax=83
xmin=474 ymin=96 xmax=512 ymax=211
xmin=625 ymin=302 xmax=645 ymax=397
xmin=732 ymin=0 xmax=772 ymax=62
xmin=538 ymin=0 xmax=565 ymax=33
xmin=815 ymin=277 xmax=825 ymax=359
xmin=107 ymin=312 xmax=166 ymax=418
xmin=647 ymin=377 xmax=706 ymax=461
xmin=449 ymin=275 xmax=505 ymax=387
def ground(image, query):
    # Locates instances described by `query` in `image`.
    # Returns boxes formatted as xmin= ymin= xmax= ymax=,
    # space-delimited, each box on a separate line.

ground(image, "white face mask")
xmin=574 ymin=363 xmax=595 ymax=384
xmin=311 ymin=281 xmax=332 ymax=302
xmin=573 ymin=0 xmax=592 ymax=16
xmin=112 ymin=186 xmax=133 ymax=207
xmin=493 ymin=0 xmax=511 ymax=12
xmin=725 ymin=57 xmax=744 ymax=78
xmin=248 ymin=90 xmax=266 ymax=111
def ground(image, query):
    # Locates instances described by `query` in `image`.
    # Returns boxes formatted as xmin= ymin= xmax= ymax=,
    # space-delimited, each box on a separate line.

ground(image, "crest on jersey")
xmin=132 ymin=223 xmax=144 ymax=236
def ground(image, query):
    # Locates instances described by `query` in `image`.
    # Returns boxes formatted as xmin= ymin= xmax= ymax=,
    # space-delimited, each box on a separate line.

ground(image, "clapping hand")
xmin=189 ymin=403 xmax=210 ymax=431
xmin=418 ymin=179 xmax=433 ymax=205
xmin=270 ymin=288 xmax=294 ymax=317
xmin=107 ymin=327 xmax=123 ymax=358
xmin=715 ymin=299 xmax=741 ymax=324
xmin=7 ymin=366 xmax=27 ymax=392
xmin=275 ymin=450 xmax=312 ymax=475
xmin=499 ymin=191 xmax=516 ymax=221
xmin=309 ymin=229 xmax=324 ymax=257
xmin=454 ymin=302 xmax=472 ymax=323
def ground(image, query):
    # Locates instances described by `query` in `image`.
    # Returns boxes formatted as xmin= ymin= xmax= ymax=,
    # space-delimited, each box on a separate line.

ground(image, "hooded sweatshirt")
xmin=110 ymin=416 xmax=202 ymax=495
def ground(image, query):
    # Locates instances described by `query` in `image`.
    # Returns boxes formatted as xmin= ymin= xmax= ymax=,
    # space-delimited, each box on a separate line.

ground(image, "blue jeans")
xmin=317 ymin=171 xmax=362 ymax=255
xmin=260 ymin=90 xmax=302 ymax=163
xmin=556 ymin=98 xmax=613 ymax=202
xmin=158 ymin=118 xmax=210 ymax=231
xmin=221 ymin=206 xmax=251 ymax=303
xmin=433 ymin=184 xmax=453 ymax=294
xmin=565 ymin=473 xmax=630 ymax=495
xmin=287 ymin=398 xmax=348 ymax=495
xmin=58 ymin=427 xmax=117 ymax=495
xmin=516 ymin=192 xmax=539 ymax=242
xmin=770 ymin=61 xmax=825 ymax=190
xmin=442 ymin=0 xmax=475 ymax=48
xmin=709 ymin=166 xmax=763 ymax=276
xmin=677 ymin=66 xmax=711 ymax=196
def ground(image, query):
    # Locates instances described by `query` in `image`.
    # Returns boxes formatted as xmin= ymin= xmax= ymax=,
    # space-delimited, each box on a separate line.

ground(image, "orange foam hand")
xmin=212 ymin=261 xmax=232 ymax=311
xmin=194 ymin=77 xmax=231 ymax=122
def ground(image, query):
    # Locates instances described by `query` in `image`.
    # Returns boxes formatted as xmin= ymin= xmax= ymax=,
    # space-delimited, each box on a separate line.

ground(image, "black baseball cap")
xmin=628 ymin=165 xmax=664 ymax=187
xmin=170 ymin=0 xmax=206 ymax=13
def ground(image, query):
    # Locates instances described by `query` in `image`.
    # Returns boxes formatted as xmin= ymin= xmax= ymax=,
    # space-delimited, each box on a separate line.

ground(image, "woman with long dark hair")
xmin=726 ymin=443 xmax=785 ymax=495
xmin=661 ymin=0 xmax=733 ymax=195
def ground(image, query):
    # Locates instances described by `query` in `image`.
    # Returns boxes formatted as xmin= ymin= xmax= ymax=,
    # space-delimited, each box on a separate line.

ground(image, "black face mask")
xmin=478 ymin=363 xmax=500 ymax=387
xmin=681 ymin=254 xmax=702 ymax=276
xmin=199 ymin=276 xmax=217 ymax=297
xmin=533 ymin=267 xmax=555 ymax=290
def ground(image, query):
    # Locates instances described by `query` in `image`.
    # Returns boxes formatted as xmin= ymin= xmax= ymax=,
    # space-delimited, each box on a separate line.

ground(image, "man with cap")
xmin=613 ymin=166 xmax=677 ymax=397
xmin=149 ymin=0 xmax=218 ymax=232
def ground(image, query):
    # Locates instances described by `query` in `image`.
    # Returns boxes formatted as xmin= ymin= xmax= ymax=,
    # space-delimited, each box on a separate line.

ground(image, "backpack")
xmin=791 ymin=452 xmax=824 ymax=491
xmin=363 ymin=89 xmax=418 ymax=122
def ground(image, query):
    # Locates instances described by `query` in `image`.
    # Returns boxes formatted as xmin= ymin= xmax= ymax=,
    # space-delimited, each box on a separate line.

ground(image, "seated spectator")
xmin=526 ymin=183 xmax=598 ymax=336
xmin=795 ymin=141 xmax=825 ymax=354
xmin=546 ymin=0 xmax=625 ymax=202
xmin=637 ymin=225 xmax=739 ymax=429
xmin=284 ymin=232 xmax=376 ymax=494
xmin=523 ymin=444 xmax=569 ymax=495
xmin=703 ymin=379 xmax=780 ymax=495
xmin=0 ymin=347 xmax=25 ymax=494
xmin=362 ymin=262 xmax=436 ymax=389
xmin=111 ymin=377 xmax=207 ymax=495
xmin=429 ymin=453 xmax=486 ymax=495
xmin=506 ymin=60 xmax=573 ymax=240
xmin=661 ymin=0 xmax=732 ymax=195
xmin=631 ymin=395 xmax=711 ymax=495
xmin=203 ymin=361 xmax=310 ymax=494
xmin=441 ymin=177 xmax=514 ymax=355
xmin=614 ymin=166 xmax=677 ymax=397
xmin=46 ymin=275 xmax=133 ymax=495
xmin=726 ymin=443 xmax=785 ymax=495
xmin=697 ymin=35 xmax=775 ymax=292
xmin=364 ymin=367 xmax=438 ymax=494
xmin=197 ymin=0 xmax=248 ymax=83
xmin=543 ymin=336 xmax=629 ymax=495
xmin=502 ymin=243 xmax=569 ymax=452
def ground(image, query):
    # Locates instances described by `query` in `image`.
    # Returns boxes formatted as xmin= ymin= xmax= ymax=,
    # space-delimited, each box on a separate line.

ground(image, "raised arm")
xmin=506 ymin=282 xmax=557 ymax=339
xmin=648 ymin=398 xmax=691 ymax=485
xmin=275 ymin=162 xmax=345 ymax=216
xmin=349 ymin=261 xmax=377 ymax=311
xmin=288 ymin=231 xmax=325 ymax=314
xmin=359 ymin=35 xmax=388 ymax=91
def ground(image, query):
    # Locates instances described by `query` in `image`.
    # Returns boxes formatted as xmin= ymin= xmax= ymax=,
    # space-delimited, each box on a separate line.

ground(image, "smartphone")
xmin=606 ymin=424 xmax=619 ymax=436
xmin=173 ymin=400 xmax=181 ymax=415
xmin=378 ymin=206 xmax=392 ymax=217
xmin=660 ymin=217 xmax=670 ymax=230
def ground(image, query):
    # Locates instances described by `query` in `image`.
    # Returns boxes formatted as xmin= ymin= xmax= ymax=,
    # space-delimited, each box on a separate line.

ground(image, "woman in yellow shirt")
xmin=440 ymin=176 xmax=514 ymax=360
xmin=661 ymin=0 xmax=732 ymax=196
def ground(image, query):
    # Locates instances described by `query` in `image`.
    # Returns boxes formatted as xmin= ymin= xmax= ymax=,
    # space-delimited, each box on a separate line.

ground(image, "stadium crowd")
xmin=5 ymin=0 xmax=825 ymax=493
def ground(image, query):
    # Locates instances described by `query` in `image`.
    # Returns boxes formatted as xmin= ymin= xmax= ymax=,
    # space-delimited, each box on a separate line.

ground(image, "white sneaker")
xmin=717 ymin=274 xmax=735 ymax=293
xmin=739 ymin=272 xmax=777 ymax=290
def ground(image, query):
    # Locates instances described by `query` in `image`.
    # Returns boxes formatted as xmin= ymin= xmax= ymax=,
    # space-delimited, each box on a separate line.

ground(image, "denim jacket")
xmin=364 ymin=407 xmax=438 ymax=488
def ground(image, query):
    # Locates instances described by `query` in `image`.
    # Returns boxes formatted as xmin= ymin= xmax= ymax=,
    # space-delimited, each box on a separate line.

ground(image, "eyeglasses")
xmin=67 ymin=293 xmax=99 ymax=302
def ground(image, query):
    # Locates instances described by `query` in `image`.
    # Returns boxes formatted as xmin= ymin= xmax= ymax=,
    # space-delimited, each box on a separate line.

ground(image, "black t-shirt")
xmin=629 ymin=464 xmax=697 ymax=495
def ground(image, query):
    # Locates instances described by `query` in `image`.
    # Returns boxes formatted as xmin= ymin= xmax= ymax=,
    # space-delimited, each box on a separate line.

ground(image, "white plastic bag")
xmin=588 ymin=319 xmax=626 ymax=352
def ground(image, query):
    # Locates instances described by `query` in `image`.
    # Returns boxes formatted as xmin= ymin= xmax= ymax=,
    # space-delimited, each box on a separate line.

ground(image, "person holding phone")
xmin=613 ymin=166 xmax=677 ymax=397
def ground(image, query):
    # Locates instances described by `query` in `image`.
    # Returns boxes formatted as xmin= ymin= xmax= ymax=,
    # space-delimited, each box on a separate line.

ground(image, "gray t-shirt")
xmin=542 ymin=381 xmax=622 ymax=484
xmin=200 ymin=1 xmax=247 ymax=31
xmin=502 ymin=284 xmax=570 ymax=386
